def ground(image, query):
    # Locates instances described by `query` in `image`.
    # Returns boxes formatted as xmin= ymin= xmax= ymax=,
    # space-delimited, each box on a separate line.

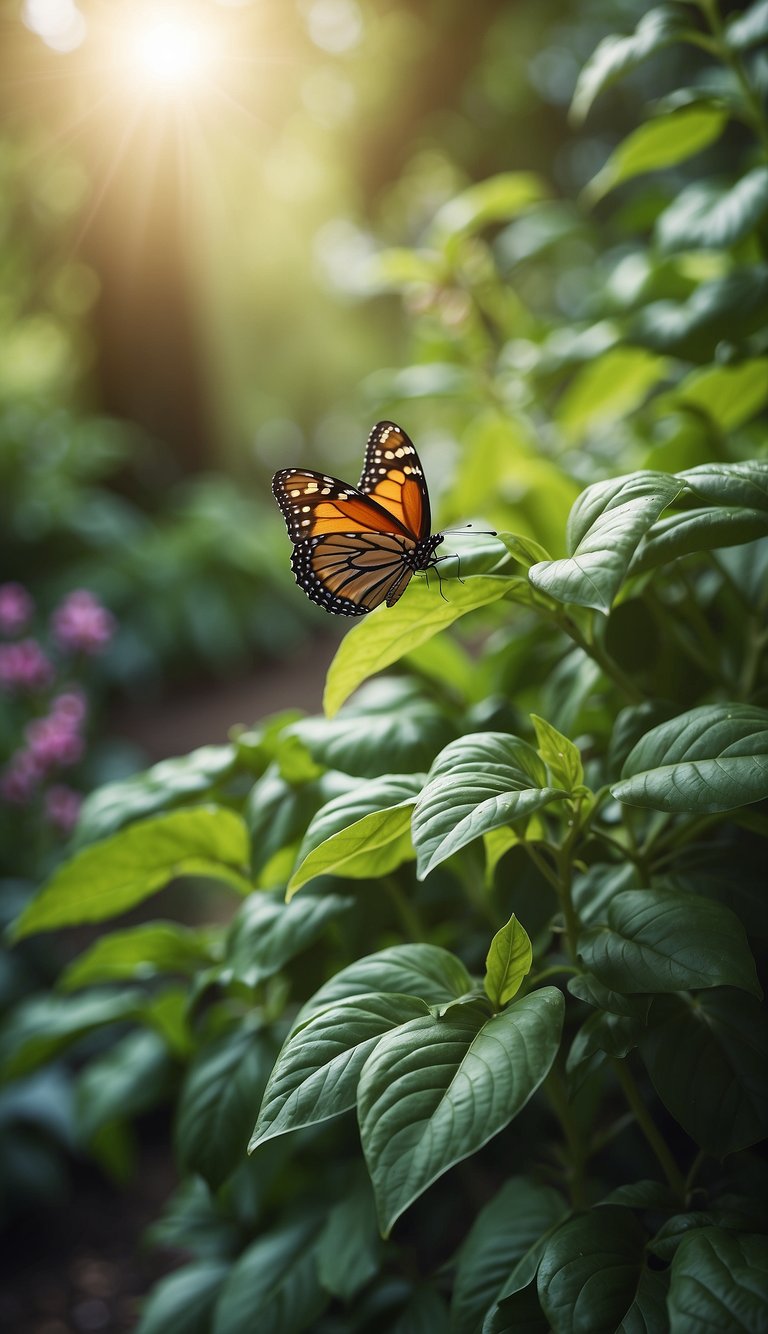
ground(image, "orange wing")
xmin=272 ymin=468 xmax=414 ymax=541
xmin=358 ymin=421 xmax=431 ymax=542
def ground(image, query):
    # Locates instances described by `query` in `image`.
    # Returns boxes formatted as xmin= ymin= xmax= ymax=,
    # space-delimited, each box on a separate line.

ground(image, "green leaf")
xmin=556 ymin=348 xmax=669 ymax=442
xmin=579 ymin=889 xmax=761 ymax=996
xmin=250 ymin=993 xmax=430 ymax=1149
xmin=672 ymin=359 xmax=768 ymax=430
xmin=640 ymin=989 xmax=768 ymax=1154
xmin=537 ymin=1207 xmax=648 ymax=1334
xmin=727 ymin=0 xmax=768 ymax=50
xmin=656 ymin=168 xmax=768 ymax=252
xmin=682 ymin=460 xmax=768 ymax=511
xmin=586 ymin=106 xmax=729 ymax=204
xmin=75 ymin=746 xmax=236 ymax=845
xmin=222 ymin=891 xmax=353 ymax=987
xmin=316 ymin=1176 xmax=381 ymax=1300
xmin=293 ymin=943 xmax=473 ymax=1031
xmin=323 ymin=574 xmax=519 ymax=717
xmin=412 ymin=732 xmax=566 ymax=879
xmin=570 ymin=8 xmax=687 ymax=124
xmin=529 ymin=472 xmax=683 ymax=613
xmin=212 ymin=1218 xmax=326 ymax=1334
xmin=176 ymin=1027 xmax=272 ymax=1189
xmin=451 ymin=1177 xmax=567 ymax=1334
xmin=483 ymin=1282 xmax=549 ymax=1333
xmin=484 ymin=916 xmax=533 ymax=1009
xmin=76 ymin=1029 xmax=175 ymax=1141
xmin=431 ymin=172 xmax=547 ymax=244
xmin=59 ymin=922 xmax=216 ymax=992
xmin=358 ymin=989 xmax=564 ymax=1235
xmin=288 ymin=775 xmax=423 ymax=896
xmin=630 ymin=508 xmax=768 ymax=576
xmin=668 ymin=1228 xmax=768 ymax=1332
xmin=10 ymin=807 xmax=251 ymax=940
xmin=531 ymin=714 xmax=584 ymax=792
xmin=0 ymin=988 xmax=143 ymax=1080
xmin=612 ymin=703 xmax=768 ymax=813
xmin=246 ymin=765 xmax=355 ymax=887
xmin=649 ymin=1211 xmax=754 ymax=1262
xmin=632 ymin=265 xmax=768 ymax=361
xmin=136 ymin=1262 xmax=229 ymax=1334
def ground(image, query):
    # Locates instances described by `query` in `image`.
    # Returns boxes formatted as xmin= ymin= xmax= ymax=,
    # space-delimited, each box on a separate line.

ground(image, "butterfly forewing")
xmin=272 ymin=469 xmax=412 ymax=540
xmin=358 ymin=421 xmax=431 ymax=541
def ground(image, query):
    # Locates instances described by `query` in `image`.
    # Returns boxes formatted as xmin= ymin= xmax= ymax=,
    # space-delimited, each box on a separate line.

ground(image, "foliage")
xmin=3 ymin=1 xmax=768 ymax=1331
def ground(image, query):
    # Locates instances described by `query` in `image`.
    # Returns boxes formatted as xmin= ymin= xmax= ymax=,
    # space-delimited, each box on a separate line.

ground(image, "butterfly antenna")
xmin=441 ymin=524 xmax=497 ymax=536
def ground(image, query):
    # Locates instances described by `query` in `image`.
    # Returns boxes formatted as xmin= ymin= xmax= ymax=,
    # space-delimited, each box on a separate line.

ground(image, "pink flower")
xmin=51 ymin=590 xmax=115 ymax=656
xmin=0 ymin=583 xmax=34 ymax=636
xmin=44 ymin=784 xmax=83 ymax=835
xmin=25 ymin=714 xmax=84 ymax=770
xmin=52 ymin=688 xmax=88 ymax=726
xmin=0 ymin=639 xmax=55 ymax=691
xmin=0 ymin=749 xmax=43 ymax=805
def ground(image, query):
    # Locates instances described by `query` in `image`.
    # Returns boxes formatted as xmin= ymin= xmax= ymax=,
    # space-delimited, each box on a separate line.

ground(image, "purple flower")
xmin=44 ymin=784 xmax=83 ymax=835
xmin=51 ymin=590 xmax=116 ymax=656
xmin=25 ymin=714 xmax=84 ymax=770
xmin=52 ymin=688 xmax=88 ymax=726
xmin=0 ymin=639 xmax=55 ymax=692
xmin=0 ymin=583 xmax=34 ymax=636
xmin=0 ymin=749 xmax=43 ymax=805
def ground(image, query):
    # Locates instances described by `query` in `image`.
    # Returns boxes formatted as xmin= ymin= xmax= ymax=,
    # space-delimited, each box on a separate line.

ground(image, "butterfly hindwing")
xmin=358 ymin=421 xmax=430 ymax=541
xmin=291 ymin=531 xmax=417 ymax=616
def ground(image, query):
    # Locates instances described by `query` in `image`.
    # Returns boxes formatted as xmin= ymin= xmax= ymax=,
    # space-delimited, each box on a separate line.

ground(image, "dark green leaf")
xmin=176 ymin=1027 xmax=272 ymax=1189
xmin=76 ymin=1030 xmax=176 ymax=1141
xmin=578 ymin=889 xmax=760 ymax=996
xmin=570 ymin=8 xmax=688 ymax=124
xmin=483 ymin=1281 xmax=549 ymax=1334
xmin=657 ymin=169 xmax=768 ymax=252
xmin=537 ymin=1207 xmax=647 ymax=1334
xmin=246 ymin=765 xmax=355 ymax=887
xmin=0 ymin=989 xmax=143 ymax=1080
xmin=668 ymin=1228 xmax=768 ymax=1332
xmin=316 ymin=1176 xmax=381 ymax=1300
xmin=358 ymin=990 xmax=564 ymax=1235
xmin=640 ymin=989 xmax=768 ymax=1154
xmin=613 ymin=704 xmax=768 ymax=812
xmin=75 ymin=746 xmax=236 ymax=846
xmin=211 ymin=1219 xmax=326 ymax=1334
xmin=11 ymin=807 xmax=252 ymax=940
xmin=136 ymin=1262 xmax=229 ymax=1334
xmin=293 ymin=943 xmax=473 ymax=1032
xmin=222 ymin=891 xmax=352 ymax=988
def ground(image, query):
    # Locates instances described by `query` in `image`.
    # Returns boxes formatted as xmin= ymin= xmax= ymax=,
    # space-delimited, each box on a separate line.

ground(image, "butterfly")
xmin=272 ymin=421 xmax=447 ymax=616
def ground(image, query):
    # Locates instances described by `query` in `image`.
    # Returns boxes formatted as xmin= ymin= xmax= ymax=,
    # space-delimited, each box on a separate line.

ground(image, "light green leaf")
xmin=586 ymin=106 xmax=729 ymax=204
xmin=484 ymin=915 xmax=533 ymax=1008
xmin=212 ymin=1219 xmax=326 ymax=1334
xmin=323 ymin=574 xmax=519 ymax=717
xmin=640 ymin=989 xmax=768 ymax=1154
xmin=579 ymin=889 xmax=760 ymax=996
xmin=432 ymin=172 xmax=547 ymax=244
xmin=529 ymin=471 xmax=684 ymax=612
xmin=727 ymin=0 xmax=768 ymax=50
xmin=136 ymin=1262 xmax=229 ymax=1334
xmin=176 ymin=1027 xmax=272 ymax=1189
xmin=531 ymin=714 xmax=584 ymax=792
xmin=222 ymin=891 xmax=352 ymax=987
xmin=556 ymin=348 xmax=669 ymax=442
xmin=59 ymin=922 xmax=216 ymax=992
xmin=293 ymin=943 xmax=473 ymax=1032
xmin=497 ymin=532 xmax=553 ymax=569
xmin=358 ymin=990 xmax=564 ymax=1235
xmin=11 ymin=807 xmax=251 ymax=940
xmin=412 ymin=733 xmax=566 ymax=879
xmin=656 ymin=167 xmax=768 ymax=251
xmin=288 ymin=775 xmax=423 ymax=896
xmin=570 ymin=8 xmax=688 ymax=124
xmin=668 ymin=1228 xmax=768 ymax=1332
xmin=75 ymin=746 xmax=236 ymax=846
xmin=250 ymin=992 xmax=430 ymax=1149
xmin=612 ymin=703 xmax=768 ymax=812
xmin=451 ymin=1177 xmax=567 ymax=1334
xmin=672 ymin=358 xmax=768 ymax=430
xmin=537 ymin=1207 xmax=648 ymax=1334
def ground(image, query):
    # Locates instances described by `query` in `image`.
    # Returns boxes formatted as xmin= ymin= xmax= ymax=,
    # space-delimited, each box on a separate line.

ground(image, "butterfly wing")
xmin=290 ymin=531 xmax=416 ymax=616
xmin=358 ymin=421 xmax=431 ymax=542
xmin=272 ymin=467 xmax=414 ymax=541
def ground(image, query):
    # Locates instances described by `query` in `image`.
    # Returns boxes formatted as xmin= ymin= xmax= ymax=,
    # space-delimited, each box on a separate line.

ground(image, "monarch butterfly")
xmin=272 ymin=421 xmax=452 ymax=616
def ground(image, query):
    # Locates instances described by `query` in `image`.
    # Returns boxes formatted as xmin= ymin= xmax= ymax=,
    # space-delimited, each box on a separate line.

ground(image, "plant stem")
xmin=612 ymin=1058 xmax=687 ymax=1201
xmin=527 ymin=963 xmax=580 ymax=986
xmin=700 ymin=0 xmax=768 ymax=157
xmin=545 ymin=1069 xmax=587 ymax=1210
xmin=384 ymin=878 xmax=425 ymax=941
xmin=556 ymin=611 xmax=645 ymax=704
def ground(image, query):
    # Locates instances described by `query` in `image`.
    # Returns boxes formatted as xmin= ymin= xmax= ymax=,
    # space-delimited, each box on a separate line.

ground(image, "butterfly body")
xmin=272 ymin=421 xmax=444 ymax=616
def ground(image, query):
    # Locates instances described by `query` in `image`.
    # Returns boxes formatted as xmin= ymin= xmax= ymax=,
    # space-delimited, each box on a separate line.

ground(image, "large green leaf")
xmin=632 ymin=265 xmax=768 ymax=361
xmin=176 ymin=1026 xmax=272 ymax=1189
xmin=727 ymin=0 xmax=768 ymax=51
xmin=323 ymin=572 xmax=520 ymax=717
xmin=75 ymin=746 xmax=237 ymax=846
xmin=681 ymin=460 xmax=768 ymax=512
xmin=630 ymin=507 xmax=768 ymax=576
xmin=484 ymin=915 xmax=533 ymax=1009
xmin=537 ymin=1207 xmax=648 ymax=1334
xmin=431 ymin=172 xmax=547 ymax=245
xmin=293 ymin=943 xmax=473 ymax=1032
xmin=412 ymin=732 xmax=565 ymax=879
xmin=288 ymin=774 xmax=423 ymax=896
xmin=529 ymin=472 xmax=683 ymax=612
xmin=250 ymin=992 xmax=429 ymax=1149
xmin=657 ymin=168 xmax=768 ymax=252
xmin=316 ymin=1176 xmax=381 ymax=1301
xmin=556 ymin=348 xmax=669 ymax=442
xmin=0 ymin=988 xmax=143 ymax=1079
xmin=586 ymin=105 xmax=729 ymax=203
xmin=668 ymin=1228 xmax=768 ymax=1332
xmin=612 ymin=704 xmax=768 ymax=813
xmin=451 ymin=1177 xmax=567 ymax=1334
xmin=672 ymin=361 xmax=768 ymax=431
xmin=136 ymin=1262 xmax=229 ymax=1334
xmin=10 ymin=807 xmax=251 ymax=940
xmin=222 ymin=891 xmax=353 ymax=987
xmin=640 ymin=989 xmax=768 ymax=1154
xmin=358 ymin=989 xmax=564 ymax=1235
xmin=212 ymin=1219 xmax=326 ymax=1334
xmin=59 ymin=921 xmax=216 ymax=992
xmin=246 ymin=765 xmax=355 ymax=887
xmin=570 ymin=8 xmax=688 ymax=124
xmin=579 ymin=889 xmax=760 ymax=996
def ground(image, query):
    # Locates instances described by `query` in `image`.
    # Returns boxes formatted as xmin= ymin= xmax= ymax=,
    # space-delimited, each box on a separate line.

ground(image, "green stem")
xmin=384 ymin=878 xmax=425 ymax=942
xmin=612 ymin=1058 xmax=687 ymax=1201
xmin=556 ymin=611 xmax=645 ymax=705
xmin=700 ymin=0 xmax=768 ymax=156
xmin=545 ymin=1069 xmax=587 ymax=1210
xmin=527 ymin=963 xmax=580 ymax=987
xmin=524 ymin=843 xmax=561 ymax=892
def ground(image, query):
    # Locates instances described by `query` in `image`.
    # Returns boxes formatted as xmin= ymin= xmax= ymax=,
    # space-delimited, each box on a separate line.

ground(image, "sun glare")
xmin=129 ymin=12 xmax=213 ymax=91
